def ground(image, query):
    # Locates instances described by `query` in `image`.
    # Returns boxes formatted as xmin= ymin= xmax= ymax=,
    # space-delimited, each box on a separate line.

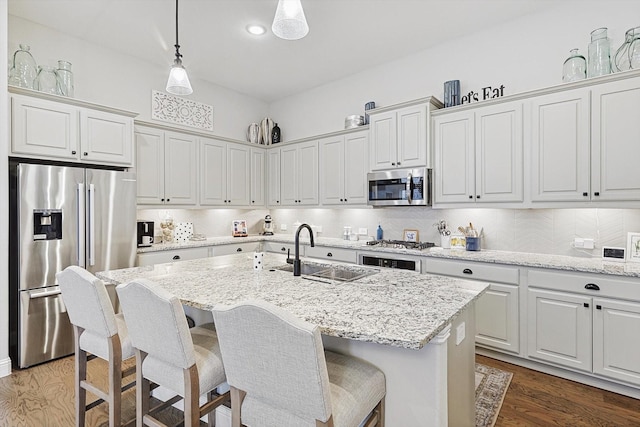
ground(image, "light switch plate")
xmin=280 ymin=224 xmax=287 ymax=231
xmin=358 ymin=228 xmax=368 ymax=235
xmin=455 ymin=322 xmax=465 ymax=346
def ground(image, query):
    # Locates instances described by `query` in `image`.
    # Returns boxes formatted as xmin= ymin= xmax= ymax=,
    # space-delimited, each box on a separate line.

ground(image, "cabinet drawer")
xmin=425 ymin=258 xmax=519 ymax=285
xmin=136 ymin=247 xmax=209 ymax=266
xmin=306 ymin=246 xmax=357 ymax=264
xmin=212 ymin=242 xmax=258 ymax=256
xmin=528 ymin=269 xmax=640 ymax=301
xmin=264 ymin=242 xmax=301 ymax=256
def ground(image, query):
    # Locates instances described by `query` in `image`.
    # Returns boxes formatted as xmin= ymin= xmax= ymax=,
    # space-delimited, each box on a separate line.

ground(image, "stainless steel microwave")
xmin=367 ymin=168 xmax=432 ymax=206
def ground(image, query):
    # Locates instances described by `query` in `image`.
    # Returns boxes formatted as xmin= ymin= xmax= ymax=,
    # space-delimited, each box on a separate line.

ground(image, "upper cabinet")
xmin=434 ymin=100 xmax=523 ymax=204
xmin=135 ymin=125 xmax=198 ymax=205
xmin=369 ymin=97 xmax=442 ymax=171
xmin=267 ymin=149 xmax=281 ymax=207
xmin=319 ymin=130 xmax=369 ymax=205
xmin=200 ymin=138 xmax=251 ymax=207
xmin=10 ymin=89 xmax=136 ymax=167
xmin=250 ymin=148 xmax=266 ymax=207
xmin=280 ymin=141 xmax=319 ymax=206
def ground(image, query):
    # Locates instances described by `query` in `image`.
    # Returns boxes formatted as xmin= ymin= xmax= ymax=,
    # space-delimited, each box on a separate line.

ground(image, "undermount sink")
xmin=273 ymin=263 xmax=378 ymax=282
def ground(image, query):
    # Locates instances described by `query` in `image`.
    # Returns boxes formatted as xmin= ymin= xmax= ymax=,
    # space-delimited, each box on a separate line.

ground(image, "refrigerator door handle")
xmin=77 ymin=183 xmax=86 ymax=268
xmin=28 ymin=288 xmax=63 ymax=299
xmin=88 ymin=183 xmax=96 ymax=266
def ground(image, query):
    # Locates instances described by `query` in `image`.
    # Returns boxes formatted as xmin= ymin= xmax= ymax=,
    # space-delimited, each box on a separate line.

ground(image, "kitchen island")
xmin=97 ymin=252 xmax=488 ymax=426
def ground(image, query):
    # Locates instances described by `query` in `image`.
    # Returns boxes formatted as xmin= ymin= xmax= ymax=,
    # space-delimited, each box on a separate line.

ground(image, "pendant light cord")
xmin=174 ymin=0 xmax=182 ymax=61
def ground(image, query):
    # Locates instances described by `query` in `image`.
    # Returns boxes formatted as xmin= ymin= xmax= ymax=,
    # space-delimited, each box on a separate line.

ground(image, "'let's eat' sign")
xmin=458 ymin=85 xmax=506 ymax=104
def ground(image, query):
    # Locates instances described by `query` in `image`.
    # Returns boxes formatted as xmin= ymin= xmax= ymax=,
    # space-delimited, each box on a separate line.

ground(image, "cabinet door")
xmin=227 ymin=143 xmax=250 ymax=206
xmin=530 ymin=89 xmax=590 ymax=202
xmin=397 ymin=105 xmax=427 ymax=168
xmin=298 ymin=141 xmax=319 ymax=205
xmin=344 ymin=131 xmax=369 ymax=205
xmin=475 ymin=101 xmax=523 ymax=203
xmin=251 ymin=148 xmax=266 ymax=206
xmin=80 ymin=109 xmax=133 ymax=166
xmin=592 ymin=78 xmax=640 ymax=201
xmin=369 ymin=111 xmax=397 ymax=171
xmin=527 ymin=288 xmax=592 ymax=371
xmin=280 ymin=145 xmax=298 ymax=205
xmin=593 ymin=298 xmax=640 ymax=385
xmin=476 ymin=283 xmax=519 ymax=354
xmin=11 ymin=95 xmax=79 ymax=160
xmin=433 ymin=110 xmax=474 ymax=203
xmin=135 ymin=127 xmax=165 ymax=204
xmin=320 ymin=136 xmax=345 ymax=205
xmin=200 ymin=138 xmax=227 ymax=206
xmin=267 ymin=149 xmax=281 ymax=207
xmin=164 ymin=132 xmax=197 ymax=205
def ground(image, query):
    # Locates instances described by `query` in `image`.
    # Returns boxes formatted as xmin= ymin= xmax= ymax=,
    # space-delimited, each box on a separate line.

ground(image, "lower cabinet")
xmin=264 ymin=242 xmax=301 ymax=258
xmin=305 ymin=246 xmax=357 ymax=263
xmin=211 ymin=242 xmax=259 ymax=256
xmin=136 ymin=247 xmax=210 ymax=266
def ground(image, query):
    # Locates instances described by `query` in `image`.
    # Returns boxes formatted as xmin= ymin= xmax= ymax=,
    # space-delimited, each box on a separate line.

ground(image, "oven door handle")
xmin=406 ymin=172 xmax=413 ymax=204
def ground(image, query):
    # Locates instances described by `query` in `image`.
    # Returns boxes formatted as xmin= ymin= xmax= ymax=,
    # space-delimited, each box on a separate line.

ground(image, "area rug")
xmin=475 ymin=363 xmax=513 ymax=427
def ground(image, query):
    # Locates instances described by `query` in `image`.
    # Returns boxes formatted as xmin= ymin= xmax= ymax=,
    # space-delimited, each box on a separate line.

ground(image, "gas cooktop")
xmin=365 ymin=240 xmax=435 ymax=250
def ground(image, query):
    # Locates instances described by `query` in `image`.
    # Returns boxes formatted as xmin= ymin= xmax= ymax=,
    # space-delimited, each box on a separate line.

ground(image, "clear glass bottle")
xmin=35 ymin=65 xmax=61 ymax=95
xmin=56 ymin=60 xmax=74 ymax=97
xmin=8 ymin=44 xmax=38 ymax=89
xmin=588 ymin=27 xmax=611 ymax=78
xmin=613 ymin=27 xmax=638 ymax=72
xmin=629 ymin=28 xmax=640 ymax=69
xmin=562 ymin=48 xmax=587 ymax=82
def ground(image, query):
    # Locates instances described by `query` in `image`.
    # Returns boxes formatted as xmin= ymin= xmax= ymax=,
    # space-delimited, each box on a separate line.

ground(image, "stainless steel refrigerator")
xmin=9 ymin=161 xmax=137 ymax=368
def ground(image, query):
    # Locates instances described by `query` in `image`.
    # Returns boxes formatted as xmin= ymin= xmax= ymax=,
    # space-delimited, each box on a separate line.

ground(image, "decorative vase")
xmin=588 ymin=27 xmax=611 ymax=78
xmin=35 ymin=65 xmax=61 ymax=95
xmin=8 ymin=44 xmax=37 ymax=89
xmin=56 ymin=60 xmax=74 ymax=97
xmin=444 ymin=80 xmax=461 ymax=107
xmin=562 ymin=49 xmax=587 ymax=82
xmin=259 ymin=118 xmax=274 ymax=145
xmin=247 ymin=123 xmax=259 ymax=144
xmin=271 ymin=123 xmax=281 ymax=144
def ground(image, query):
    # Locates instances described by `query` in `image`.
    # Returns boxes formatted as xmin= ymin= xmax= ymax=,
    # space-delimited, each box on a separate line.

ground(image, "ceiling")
xmin=8 ymin=0 xmax=554 ymax=103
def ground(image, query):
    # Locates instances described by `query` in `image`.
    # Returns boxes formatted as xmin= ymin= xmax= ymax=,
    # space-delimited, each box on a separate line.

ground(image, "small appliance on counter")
xmin=137 ymin=220 xmax=154 ymax=247
xmin=262 ymin=215 xmax=274 ymax=235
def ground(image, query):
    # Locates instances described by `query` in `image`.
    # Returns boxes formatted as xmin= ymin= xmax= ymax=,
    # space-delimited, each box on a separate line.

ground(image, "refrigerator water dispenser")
xmin=33 ymin=209 xmax=62 ymax=240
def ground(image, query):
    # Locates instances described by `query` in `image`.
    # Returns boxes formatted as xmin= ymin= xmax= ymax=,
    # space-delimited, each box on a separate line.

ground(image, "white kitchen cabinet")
xmin=264 ymin=242 xmax=301 ymax=258
xmin=135 ymin=126 xmax=197 ymax=205
xmin=305 ymin=246 xmax=357 ymax=264
xmin=11 ymin=92 xmax=135 ymax=166
xmin=424 ymin=258 xmax=520 ymax=354
xmin=267 ymin=149 xmax=281 ymax=207
xmin=591 ymin=77 xmax=640 ymax=201
xmin=211 ymin=242 xmax=258 ymax=256
xmin=200 ymin=138 xmax=250 ymax=207
xmin=319 ymin=130 xmax=369 ymax=205
xmin=136 ymin=247 xmax=209 ymax=266
xmin=280 ymin=141 xmax=318 ymax=206
xmin=529 ymin=88 xmax=591 ymax=202
xmin=433 ymin=100 xmax=523 ymax=204
xmin=369 ymin=100 xmax=439 ymax=171
xmin=250 ymin=148 xmax=266 ymax=206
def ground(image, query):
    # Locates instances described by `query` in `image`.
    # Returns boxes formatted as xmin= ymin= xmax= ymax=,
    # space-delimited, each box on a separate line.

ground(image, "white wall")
xmin=269 ymin=1 xmax=640 ymax=141
xmin=1 ymin=0 xmax=11 ymax=377
xmin=8 ymin=15 xmax=269 ymax=141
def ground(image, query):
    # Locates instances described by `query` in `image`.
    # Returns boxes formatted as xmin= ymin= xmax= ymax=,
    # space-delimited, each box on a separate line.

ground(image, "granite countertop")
xmin=98 ymin=253 xmax=487 ymax=350
xmin=138 ymin=235 xmax=640 ymax=278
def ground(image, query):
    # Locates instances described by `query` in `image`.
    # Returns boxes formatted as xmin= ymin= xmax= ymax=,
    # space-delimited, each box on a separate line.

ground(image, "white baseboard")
xmin=0 ymin=357 xmax=12 ymax=378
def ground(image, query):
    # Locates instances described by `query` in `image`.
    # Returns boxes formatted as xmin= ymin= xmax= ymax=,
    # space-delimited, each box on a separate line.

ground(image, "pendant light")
xmin=166 ymin=0 xmax=193 ymax=95
xmin=272 ymin=0 xmax=309 ymax=41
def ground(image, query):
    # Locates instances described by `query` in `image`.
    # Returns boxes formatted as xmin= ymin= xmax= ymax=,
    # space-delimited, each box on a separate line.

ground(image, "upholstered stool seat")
xmin=117 ymin=279 xmax=229 ymax=427
xmin=212 ymin=300 xmax=386 ymax=427
xmin=57 ymin=266 xmax=135 ymax=427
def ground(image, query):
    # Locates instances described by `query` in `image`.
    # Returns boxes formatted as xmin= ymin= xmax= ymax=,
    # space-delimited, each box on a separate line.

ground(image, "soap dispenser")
xmin=376 ymin=224 xmax=383 ymax=240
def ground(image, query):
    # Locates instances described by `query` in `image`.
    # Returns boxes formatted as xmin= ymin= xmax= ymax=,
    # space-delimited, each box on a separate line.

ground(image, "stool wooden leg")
xmin=108 ymin=335 xmax=123 ymax=427
xmin=184 ymin=365 xmax=200 ymax=427
xmin=74 ymin=326 xmax=87 ymax=427
xmin=207 ymin=390 xmax=215 ymax=427
xmin=230 ymin=386 xmax=246 ymax=427
xmin=136 ymin=350 xmax=149 ymax=427
xmin=378 ymin=398 xmax=385 ymax=427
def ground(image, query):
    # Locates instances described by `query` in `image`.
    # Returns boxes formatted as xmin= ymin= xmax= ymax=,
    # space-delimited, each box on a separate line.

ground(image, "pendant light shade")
xmin=166 ymin=0 xmax=193 ymax=95
xmin=272 ymin=0 xmax=309 ymax=40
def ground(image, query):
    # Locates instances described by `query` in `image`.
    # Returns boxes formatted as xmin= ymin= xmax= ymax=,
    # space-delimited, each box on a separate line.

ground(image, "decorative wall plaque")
xmin=151 ymin=90 xmax=214 ymax=131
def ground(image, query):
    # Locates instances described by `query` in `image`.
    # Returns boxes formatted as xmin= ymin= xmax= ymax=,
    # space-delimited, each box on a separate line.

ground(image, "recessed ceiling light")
xmin=246 ymin=25 xmax=266 ymax=36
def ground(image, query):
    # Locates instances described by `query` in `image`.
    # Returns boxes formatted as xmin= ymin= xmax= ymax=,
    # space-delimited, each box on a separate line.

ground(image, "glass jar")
xmin=8 ymin=44 xmax=37 ymax=89
xmin=588 ymin=27 xmax=611 ymax=78
xmin=562 ymin=48 xmax=587 ymax=82
xmin=56 ymin=60 xmax=74 ymax=97
xmin=35 ymin=66 xmax=61 ymax=95
xmin=613 ymin=27 xmax=637 ymax=72
xmin=629 ymin=29 xmax=640 ymax=69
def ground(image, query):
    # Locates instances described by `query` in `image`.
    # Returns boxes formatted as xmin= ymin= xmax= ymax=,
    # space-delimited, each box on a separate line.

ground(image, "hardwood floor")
xmin=478 ymin=355 xmax=640 ymax=426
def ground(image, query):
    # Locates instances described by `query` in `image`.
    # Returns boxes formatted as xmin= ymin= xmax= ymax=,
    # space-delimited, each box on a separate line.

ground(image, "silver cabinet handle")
xmin=77 ymin=183 xmax=86 ymax=268
xmin=29 ymin=289 xmax=62 ymax=299
xmin=88 ymin=183 xmax=96 ymax=266
xmin=406 ymin=172 xmax=413 ymax=204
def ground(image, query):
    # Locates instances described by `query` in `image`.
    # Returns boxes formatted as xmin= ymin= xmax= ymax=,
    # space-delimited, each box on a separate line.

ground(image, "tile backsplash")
xmin=138 ymin=207 xmax=640 ymax=258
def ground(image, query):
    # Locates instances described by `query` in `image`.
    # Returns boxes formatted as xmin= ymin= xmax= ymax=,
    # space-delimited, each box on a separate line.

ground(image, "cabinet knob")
xmin=469 ymin=195 xmax=473 ymax=199
xmin=585 ymin=283 xmax=600 ymax=291
xmin=397 ymin=162 xmax=401 ymax=166
xmin=166 ymin=198 xmax=170 ymax=202
xmin=596 ymin=305 xmax=602 ymax=310
xmin=584 ymin=302 xmax=590 ymax=308
xmin=161 ymin=198 xmax=165 ymax=202
xmin=71 ymin=150 xmax=76 ymax=155
xmin=476 ymin=195 xmax=481 ymax=199
xmin=277 ymin=200 xmax=280 ymax=204
xmin=391 ymin=162 xmax=396 ymax=166
xmin=340 ymin=198 xmax=343 ymax=202
xmin=236 ymin=248 xmax=242 ymax=252
xmin=173 ymin=255 xmax=181 ymax=260
xmin=594 ymin=192 xmax=600 ymax=196
xmin=281 ymin=247 xmax=286 ymax=252
xmin=583 ymin=192 xmax=588 ymax=197
xmin=463 ymin=268 xmax=473 ymax=275
xmin=252 ymin=200 xmax=255 ymax=204
xmin=327 ymin=252 xmax=333 ymax=257
xmin=83 ymin=152 xmax=88 ymax=156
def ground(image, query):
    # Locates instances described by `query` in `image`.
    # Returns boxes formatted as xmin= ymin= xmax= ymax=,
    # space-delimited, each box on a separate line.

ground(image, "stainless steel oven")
xmin=367 ymin=168 xmax=432 ymax=206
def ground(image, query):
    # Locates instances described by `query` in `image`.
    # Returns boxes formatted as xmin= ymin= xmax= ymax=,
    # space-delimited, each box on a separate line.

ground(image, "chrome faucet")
xmin=294 ymin=223 xmax=315 ymax=276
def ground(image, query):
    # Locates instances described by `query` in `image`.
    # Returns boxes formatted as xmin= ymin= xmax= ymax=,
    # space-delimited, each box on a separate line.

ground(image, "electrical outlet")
xmin=574 ymin=238 xmax=584 ymax=248
xmin=314 ymin=225 xmax=323 ymax=233
xmin=280 ymin=224 xmax=287 ymax=231
xmin=584 ymin=238 xmax=594 ymax=249
xmin=456 ymin=322 xmax=466 ymax=346
xmin=358 ymin=228 xmax=368 ymax=235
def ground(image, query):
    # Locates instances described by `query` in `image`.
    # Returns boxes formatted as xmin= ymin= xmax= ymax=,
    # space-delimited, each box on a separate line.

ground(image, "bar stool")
xmin=212 ymin=300 xmax=386 ymax=427
xmin=116 ymin=278 xmax=229 ymax=427
xmin=57 ymin=266 xmax=135 ymax=427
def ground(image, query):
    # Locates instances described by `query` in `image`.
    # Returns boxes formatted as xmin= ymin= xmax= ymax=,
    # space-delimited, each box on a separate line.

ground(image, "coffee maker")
xmin=137 ymin=220 xmax=154 ymax=247
xmin=262 ymin=215 xmax=274 ymax=235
